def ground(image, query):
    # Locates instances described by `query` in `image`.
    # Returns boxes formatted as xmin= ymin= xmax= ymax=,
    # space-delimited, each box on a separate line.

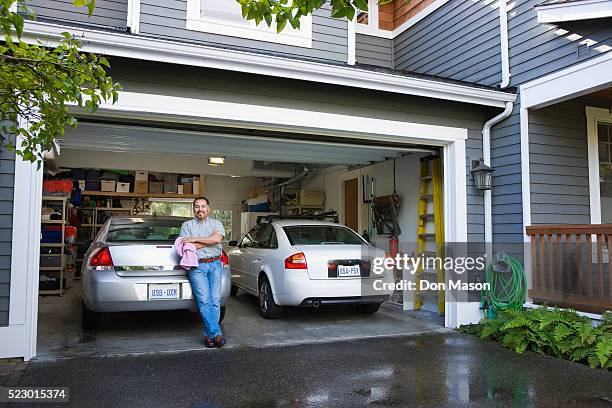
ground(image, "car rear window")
xmin=283 ymin=225 xmax=365 ymax=246
xmin=107 ymin=218 xmax=186 ymax=242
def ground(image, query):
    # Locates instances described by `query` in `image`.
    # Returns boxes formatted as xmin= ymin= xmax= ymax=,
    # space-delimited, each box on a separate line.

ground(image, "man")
xmin=180 ymin=197 xmax=226 ymax=348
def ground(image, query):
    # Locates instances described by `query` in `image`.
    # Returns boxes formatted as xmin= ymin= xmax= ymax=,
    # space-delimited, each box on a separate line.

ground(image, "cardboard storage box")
xmin=101 ymin=180 xmax=116 ymax=192
xmin=299 ymin=190 xmax=324 ymax=206
xmin=149 ymin=181 xmax=163 ymax=194
xmin=134 ymin=180 xmax=148 ymax=194
xmin=183 ymin=183 xmax=193 ymax=195
xmin=135 ymin=170 xmax=148 ymax=181
xmin=116 ymin=182 xmax=130 ymax=193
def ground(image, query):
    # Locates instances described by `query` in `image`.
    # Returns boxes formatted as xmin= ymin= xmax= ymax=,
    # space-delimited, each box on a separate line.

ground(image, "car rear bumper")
xmin=299 ymin=295 xmax=390 ymax=307
xmin=82 ymin=266 xmax=231 ymax=312
xmin=275 ymin=269 xmax=394 ymax=306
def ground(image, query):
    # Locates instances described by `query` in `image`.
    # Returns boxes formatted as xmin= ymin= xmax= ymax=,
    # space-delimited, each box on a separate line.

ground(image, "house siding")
xmin=138 ymin=0 xmax=347 ymax=64
xmin=393 ymin=0 xmax=502 ymax=87
xmin=529 ymin=97 xmax=612 ymax=226
xmin=355 ymin=34 xmax=393 ymax=69
xmin=21 ymin=0 xmax=128 ymax=30
xmin=94 ymin=58 xmax=490 ymax=241
xmin=0 ymin=145 xmax=15 ymax=327
xmin=394 ymin=0 xmax=612 ymax=245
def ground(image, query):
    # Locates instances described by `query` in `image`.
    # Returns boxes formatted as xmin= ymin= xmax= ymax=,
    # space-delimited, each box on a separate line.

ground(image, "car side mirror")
xmin=228 ymin=240 xmax=238 ymax=247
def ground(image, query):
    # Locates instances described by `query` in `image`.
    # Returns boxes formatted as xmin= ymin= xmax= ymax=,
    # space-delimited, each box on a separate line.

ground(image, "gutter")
xmin=20 ymin=21 xmax=515 ymax=109
xmin=482 ymin=0 xmax=513 ymax=245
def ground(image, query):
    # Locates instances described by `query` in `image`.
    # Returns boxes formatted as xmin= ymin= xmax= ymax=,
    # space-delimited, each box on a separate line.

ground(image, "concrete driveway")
xmin=14 ymin=333 xmax=612 ymax=407
xmin=36 ymin=286 xmax=446 ymax=359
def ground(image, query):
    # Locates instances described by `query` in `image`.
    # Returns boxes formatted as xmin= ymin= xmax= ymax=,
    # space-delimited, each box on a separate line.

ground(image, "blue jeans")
xmin=189 ymin=260 xmax=223 ymax=339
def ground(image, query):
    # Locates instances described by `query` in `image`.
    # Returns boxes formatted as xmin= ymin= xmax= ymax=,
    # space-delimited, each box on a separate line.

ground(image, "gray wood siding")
xmin=0 ymin=143 xmax=15 ymax=327
xmin=528 ymin=97 xmax=612 ymax=226
xmin=393 ymin=0 xmax=612 ymax=245
xmin=138 ymin=0 xmax=347 ymax=64
xmin=100 ymin=57 xmax=489 ymax=241
xmin=393 ymin=0 xmax=501 ymax=87
xmin=21 ymin=0 xmax=128 ymax=30
xmin=356 ymin=34 xmax=393 ymax=69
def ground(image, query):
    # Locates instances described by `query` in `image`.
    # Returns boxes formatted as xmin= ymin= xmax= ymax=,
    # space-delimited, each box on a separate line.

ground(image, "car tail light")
xmin=89 ymin=247 xmax=113 ymax=268
xmin=285 ymin=252 xmax=307 ymax=269
xmin=221 ymin=250 xmax=229 ymax=267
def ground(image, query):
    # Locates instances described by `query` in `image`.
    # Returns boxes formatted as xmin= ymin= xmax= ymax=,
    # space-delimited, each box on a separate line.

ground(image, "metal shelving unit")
xmin=40 ymin=196 xmax=71 ymax=296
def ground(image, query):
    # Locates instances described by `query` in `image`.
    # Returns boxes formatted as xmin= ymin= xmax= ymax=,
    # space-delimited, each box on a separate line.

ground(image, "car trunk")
xmin=108 ymin=242 xmax=187 ymax=277
xmin=293 ymin=245 xmax=372 ymax=280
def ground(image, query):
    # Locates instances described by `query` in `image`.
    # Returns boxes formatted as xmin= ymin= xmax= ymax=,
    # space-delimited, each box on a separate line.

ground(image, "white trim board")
xmin=521 ymin=51 xmax=612 ymax=109
xmin=20 ymin=21 xmax=515 ymax=108
xmin=536 ymin=0 xmax=612 ymax=23
xmin=185 ymin=0 xmax=312 ymax=48
xmin=586 ymin=106 xmax=612 ymax=225
xmin=82 ymin=91 xmax=469 ymax=145
xmin=1 ymin=140 xmax=43 ymax=360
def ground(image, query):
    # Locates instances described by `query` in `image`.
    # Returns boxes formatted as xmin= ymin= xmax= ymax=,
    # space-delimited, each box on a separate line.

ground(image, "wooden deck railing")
xmin=526 ymin=224 xmax=612 ymax=314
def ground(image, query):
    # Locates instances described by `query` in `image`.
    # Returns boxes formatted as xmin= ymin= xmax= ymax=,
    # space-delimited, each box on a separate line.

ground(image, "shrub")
xmin=459 ymin=308 xmax=612 ymax=369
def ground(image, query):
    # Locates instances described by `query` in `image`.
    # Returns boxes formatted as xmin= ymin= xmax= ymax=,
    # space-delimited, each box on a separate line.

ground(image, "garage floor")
xmin=36 ymin=285 xmax=447 ymax=361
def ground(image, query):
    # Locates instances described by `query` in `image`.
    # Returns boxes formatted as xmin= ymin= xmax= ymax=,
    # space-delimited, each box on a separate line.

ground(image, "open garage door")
xmin=30 ymin=113 xmax=468 ymax=359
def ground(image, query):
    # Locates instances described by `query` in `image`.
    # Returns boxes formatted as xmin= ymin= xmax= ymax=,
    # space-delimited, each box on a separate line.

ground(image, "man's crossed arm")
xmin=183 ymin=230 xmax=223 ymax=249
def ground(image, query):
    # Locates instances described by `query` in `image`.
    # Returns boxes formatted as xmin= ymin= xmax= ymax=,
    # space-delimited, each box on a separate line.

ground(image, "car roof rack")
xmin=256 ymin=210 xmax=339 ymax=225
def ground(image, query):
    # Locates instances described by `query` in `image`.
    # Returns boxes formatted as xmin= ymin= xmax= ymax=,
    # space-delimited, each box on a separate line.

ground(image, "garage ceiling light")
xmin=208 ymin=156 xmax=225 ymax=166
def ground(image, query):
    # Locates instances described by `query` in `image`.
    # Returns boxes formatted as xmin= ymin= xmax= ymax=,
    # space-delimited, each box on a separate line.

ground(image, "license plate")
xmin=149 ymin=283 xmax=179 ymax=300
xmin=337 ymin=265 xmax=361 ymax=277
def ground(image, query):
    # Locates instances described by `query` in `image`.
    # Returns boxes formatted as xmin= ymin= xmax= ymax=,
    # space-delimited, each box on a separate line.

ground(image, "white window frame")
xmin=355 ymin=0 xmax=394 ymax=38
xmin=186 ymin=0 xmax=312 ymax=48
xmin=586 ymin=106 xmax=612 ymax=224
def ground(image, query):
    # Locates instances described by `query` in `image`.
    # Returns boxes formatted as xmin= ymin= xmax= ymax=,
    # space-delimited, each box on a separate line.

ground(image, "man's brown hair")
xmin=193 ymin=197 xmax=210 ymax=206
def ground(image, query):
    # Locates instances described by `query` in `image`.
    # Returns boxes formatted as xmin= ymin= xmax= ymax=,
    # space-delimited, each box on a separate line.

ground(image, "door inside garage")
xmin=35 ymin=119 xmax=448 ymax=359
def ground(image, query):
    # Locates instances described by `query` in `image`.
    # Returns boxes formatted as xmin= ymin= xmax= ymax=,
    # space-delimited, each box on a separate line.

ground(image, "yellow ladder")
xmin=415 ymin=156 xmax=445 ymax=314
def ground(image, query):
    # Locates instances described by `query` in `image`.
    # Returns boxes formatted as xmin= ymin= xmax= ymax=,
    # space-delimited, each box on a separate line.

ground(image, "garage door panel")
xmin=60 ymin=122 xmax=421 ymax=166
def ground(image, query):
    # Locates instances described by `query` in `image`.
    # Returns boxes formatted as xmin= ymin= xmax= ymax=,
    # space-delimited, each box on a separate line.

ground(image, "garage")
xmin=33 ymin=114 xmax=456 ymax=358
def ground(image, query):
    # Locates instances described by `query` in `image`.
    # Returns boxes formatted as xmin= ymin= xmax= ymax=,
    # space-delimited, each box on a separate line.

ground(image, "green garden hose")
xmin=484 ymin=254 xmax=527 ymax=316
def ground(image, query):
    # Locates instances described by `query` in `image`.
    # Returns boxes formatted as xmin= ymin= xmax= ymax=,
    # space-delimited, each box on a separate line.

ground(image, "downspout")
xmin=482 ymin=0 xmax=513 ymax=245
xmin=499 ymin=0 xmax=511 ymax=88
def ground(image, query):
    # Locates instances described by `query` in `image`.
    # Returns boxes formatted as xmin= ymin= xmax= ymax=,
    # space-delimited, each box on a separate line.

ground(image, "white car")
xmin=227 ymin=218 xmax=394 ymax=318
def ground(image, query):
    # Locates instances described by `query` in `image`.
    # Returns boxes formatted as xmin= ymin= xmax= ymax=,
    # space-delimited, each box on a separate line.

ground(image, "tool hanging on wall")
xmin=371 ymin=156 xmax=402 ymax=249
xmin=415 ymin=155 xmax=445 ymax=314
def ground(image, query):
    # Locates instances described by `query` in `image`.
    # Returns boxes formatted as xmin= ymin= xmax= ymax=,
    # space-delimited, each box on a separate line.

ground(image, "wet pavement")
xmin=15 ymin=332 xmax=612 ymax=407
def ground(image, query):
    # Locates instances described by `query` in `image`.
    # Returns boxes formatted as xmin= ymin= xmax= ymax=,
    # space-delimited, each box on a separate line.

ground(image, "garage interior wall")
xmin=303 ymin=154 xmax=423 ymax=251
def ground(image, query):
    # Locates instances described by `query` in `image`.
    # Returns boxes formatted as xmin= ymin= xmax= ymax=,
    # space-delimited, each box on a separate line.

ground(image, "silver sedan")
xmin=80 ymin=216 xmax=231 ymax=328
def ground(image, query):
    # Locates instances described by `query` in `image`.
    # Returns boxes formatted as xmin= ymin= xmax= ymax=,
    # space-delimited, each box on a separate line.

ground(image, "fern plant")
xmin=459 ymin=308 xmax=612 ymax=369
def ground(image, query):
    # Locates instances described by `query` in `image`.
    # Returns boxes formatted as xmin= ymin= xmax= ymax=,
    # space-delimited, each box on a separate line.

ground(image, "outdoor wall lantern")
xmin=471 ymin=159 xmax=494 ymax=191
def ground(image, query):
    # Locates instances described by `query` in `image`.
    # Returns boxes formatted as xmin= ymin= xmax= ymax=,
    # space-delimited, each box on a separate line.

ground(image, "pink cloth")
xmin=174 ymin=237 xmax=198 ymax=270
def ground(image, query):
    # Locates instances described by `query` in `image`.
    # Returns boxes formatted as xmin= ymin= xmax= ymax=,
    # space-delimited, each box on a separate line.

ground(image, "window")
xmin=186 ymin=0 xmax=312 ymax=48
xmin=211 ymin=209 xmax=233 ymax=243
xmin=587 ymin=106 xmax=612 ymax=224
xmin=252 ymin=224 xmax=277 ymax=249
xmin=283 ymin=225 xmax=366 ymax=246
xmin=150 ymin=201 xmax=192 ymax=217
xmin=357 ymin=0 xmax=376 ymax=28
xmin=598 ymin=123 xmax=612 ymax=223
xmin=107 ymin=218 xmax=184 ymax=242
